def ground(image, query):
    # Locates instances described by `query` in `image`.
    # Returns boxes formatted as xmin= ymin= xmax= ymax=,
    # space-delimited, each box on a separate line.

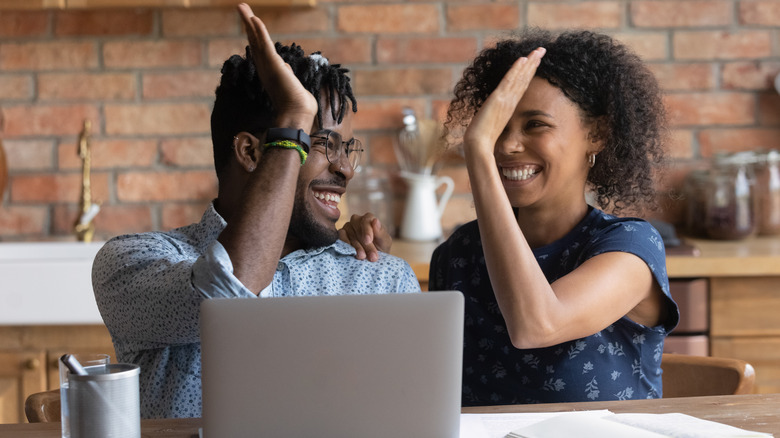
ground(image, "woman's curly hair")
xmin=446 ymin=28 xmax=667 ymax=214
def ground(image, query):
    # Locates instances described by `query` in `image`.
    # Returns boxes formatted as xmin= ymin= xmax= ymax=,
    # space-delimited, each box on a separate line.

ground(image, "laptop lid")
xmin=200 ymin=291 xmax=464 ymax=438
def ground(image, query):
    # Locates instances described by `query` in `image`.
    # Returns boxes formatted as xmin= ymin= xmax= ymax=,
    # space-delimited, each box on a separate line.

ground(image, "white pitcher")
xmin=400 ymin=171 xmax=454 ymax=241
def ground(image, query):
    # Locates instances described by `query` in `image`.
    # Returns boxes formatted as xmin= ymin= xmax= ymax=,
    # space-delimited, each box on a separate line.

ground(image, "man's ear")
xmin=232 ymin=132 xmax=261 ymax=172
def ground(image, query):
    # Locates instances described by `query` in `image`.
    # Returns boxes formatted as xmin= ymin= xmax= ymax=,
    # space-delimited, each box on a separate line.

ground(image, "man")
xmin=92 ymin=4 xmax=419 ymax=419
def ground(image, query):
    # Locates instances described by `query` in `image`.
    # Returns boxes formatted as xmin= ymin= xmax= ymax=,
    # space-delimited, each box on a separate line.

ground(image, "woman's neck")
xmin=515 ymin=201 xmax=590 ymax=249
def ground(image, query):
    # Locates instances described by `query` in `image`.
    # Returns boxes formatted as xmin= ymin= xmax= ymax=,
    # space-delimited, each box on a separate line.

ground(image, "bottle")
xmin=703 ymin=152 xmax=757 ymax=240
xmin=755 ymin=149 xmax=780 ymax=236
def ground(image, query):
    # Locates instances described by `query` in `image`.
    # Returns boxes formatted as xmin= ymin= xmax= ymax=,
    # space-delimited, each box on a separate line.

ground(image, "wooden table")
xmin=2 ymin=393 xmax=778 ymax=436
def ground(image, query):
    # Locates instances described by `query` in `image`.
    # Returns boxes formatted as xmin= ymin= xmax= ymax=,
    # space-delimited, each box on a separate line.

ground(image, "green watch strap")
xmin=264 ymin=140 xmax=308 ymax=165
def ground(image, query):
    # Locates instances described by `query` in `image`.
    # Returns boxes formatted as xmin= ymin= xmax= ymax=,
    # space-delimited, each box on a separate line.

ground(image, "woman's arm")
xmin=463 ymin=48 xmax=665 ymax=349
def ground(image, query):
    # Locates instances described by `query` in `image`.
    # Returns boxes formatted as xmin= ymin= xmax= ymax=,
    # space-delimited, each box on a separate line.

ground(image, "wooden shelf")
xmin=0 ymin=0 xmax=314 ymax=9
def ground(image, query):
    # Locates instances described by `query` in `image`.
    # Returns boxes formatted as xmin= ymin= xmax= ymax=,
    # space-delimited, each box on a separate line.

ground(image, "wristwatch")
xmin=265 ymin=128 xmax=311 ymax=153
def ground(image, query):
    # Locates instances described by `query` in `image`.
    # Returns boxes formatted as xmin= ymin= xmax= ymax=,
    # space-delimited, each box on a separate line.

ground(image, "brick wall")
xmin=1 ymin=1 xmax=779 ymax=241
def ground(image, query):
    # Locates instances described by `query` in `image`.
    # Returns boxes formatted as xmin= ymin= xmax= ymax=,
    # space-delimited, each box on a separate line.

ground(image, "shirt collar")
xmin=282 ymin=239 xmax=356 ymax=261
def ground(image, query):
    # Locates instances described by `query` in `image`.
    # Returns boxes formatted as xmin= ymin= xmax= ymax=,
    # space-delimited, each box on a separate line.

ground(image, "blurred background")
xmin=1 ymin=0 xmax=779 ymax=242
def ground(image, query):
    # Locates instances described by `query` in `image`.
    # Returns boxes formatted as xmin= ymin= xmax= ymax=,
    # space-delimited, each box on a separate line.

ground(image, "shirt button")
xmin=276 ymin=263 xmax=284 ymax=271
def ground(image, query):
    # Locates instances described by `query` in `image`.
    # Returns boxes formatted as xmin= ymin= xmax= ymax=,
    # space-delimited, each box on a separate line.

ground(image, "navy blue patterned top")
xmin=429 ymin=207 xmax=679 ymax=406
xmin=92 ymin=202 xmax=420 ymax=419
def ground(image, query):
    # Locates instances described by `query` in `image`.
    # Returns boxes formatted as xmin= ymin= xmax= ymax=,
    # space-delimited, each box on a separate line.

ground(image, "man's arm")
xmin=216 ymin=4 xmax=319 ymax=294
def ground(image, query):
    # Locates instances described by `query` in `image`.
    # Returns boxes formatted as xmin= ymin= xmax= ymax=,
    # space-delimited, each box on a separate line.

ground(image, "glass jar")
xmin=703 ymin=152 xmax=757 ymax=240
xmin=683 ymin=169 xmax=711 ymax=238
xmin=755 ymin=149 xmax=780 ymax=235
xmin=345 ymin=166 xmax=396 ymax=237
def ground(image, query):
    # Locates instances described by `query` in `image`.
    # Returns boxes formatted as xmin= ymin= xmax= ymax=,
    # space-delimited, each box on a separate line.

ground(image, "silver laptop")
xmin=200 ymin=291 xmax=464 ymax=438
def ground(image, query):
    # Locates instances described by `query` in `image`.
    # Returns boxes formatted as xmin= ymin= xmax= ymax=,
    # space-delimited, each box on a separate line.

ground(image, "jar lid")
xmin=713 ymin=151 xmax=759 ymax=166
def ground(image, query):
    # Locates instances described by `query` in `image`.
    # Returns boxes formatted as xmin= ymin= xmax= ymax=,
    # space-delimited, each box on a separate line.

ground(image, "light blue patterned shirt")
xmin=92 ymin=202 xmax=420 ymax=419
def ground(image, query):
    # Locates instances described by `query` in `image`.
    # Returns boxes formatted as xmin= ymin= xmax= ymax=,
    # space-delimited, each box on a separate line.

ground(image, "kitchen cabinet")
xmin=0 ymin=350 xmax=46 ymax=424
xmin=0 ymin=325 xmax=114 ymax=424
xmin=392 ymin=234 xmax=780 ymax=395
xmin=0 ymin=0 xmax=314 ymax=9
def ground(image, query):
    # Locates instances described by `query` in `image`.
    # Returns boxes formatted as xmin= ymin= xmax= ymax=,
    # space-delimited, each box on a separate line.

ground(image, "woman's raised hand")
xmin=237 ymin=3 xmax=317 ymax=128
xmin=462 ymin=47 xmax=546 ymax=157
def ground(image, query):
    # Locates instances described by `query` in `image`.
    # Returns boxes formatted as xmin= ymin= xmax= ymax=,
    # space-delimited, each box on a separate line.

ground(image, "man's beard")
xmin=287 ymin=181 xmax=341 ymax=249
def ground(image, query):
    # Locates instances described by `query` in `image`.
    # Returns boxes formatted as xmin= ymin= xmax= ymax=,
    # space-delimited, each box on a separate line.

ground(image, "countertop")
xmin=390 ymin=234 xmax=780 ymax=282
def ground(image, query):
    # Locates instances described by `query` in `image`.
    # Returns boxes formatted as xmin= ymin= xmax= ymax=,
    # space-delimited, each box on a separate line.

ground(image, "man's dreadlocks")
xmin=210 ymin=43 xmax=357 ymax=177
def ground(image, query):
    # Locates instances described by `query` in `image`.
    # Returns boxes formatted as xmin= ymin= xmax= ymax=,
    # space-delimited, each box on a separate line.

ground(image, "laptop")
xmin=200 ymin=291 xmax=464 ymax=438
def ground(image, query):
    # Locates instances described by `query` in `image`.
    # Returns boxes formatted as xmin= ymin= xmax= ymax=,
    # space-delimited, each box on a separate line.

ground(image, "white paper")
xmin=459 ymin=411 xmax=773 ymax=438
xmin=459 ymin=410 xmax=613 ymax=438
xmin=608 ymin=413 xmax=774 ymax=438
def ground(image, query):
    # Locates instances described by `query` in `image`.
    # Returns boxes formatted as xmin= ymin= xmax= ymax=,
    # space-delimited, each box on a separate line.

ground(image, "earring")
xmin=588 ymin=153 xmax=596 ymax=168
xmin=247 ymin=165 xmax=255 ymax=172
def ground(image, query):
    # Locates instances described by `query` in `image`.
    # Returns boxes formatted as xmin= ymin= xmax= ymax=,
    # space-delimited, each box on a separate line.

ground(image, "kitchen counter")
xmin=390 ymin=234 xmax=780 ymax=283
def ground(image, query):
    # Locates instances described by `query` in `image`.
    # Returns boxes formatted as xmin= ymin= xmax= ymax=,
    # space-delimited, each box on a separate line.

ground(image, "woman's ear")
xmin=232 ymin=132 xmax=261 ymax=173
xmin=587 ymin=117 xmax=607 ymax=153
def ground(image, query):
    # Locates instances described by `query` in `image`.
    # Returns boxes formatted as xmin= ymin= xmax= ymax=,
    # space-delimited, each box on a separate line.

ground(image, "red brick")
xmin=611 ymin=32 xmax=668 ymax=61
xmin=162 ymin=8 xmax=238 ymax=37
xmin=698 ymin=128 xmax=780 ymax=156
xmin=11 ymin=172 xmax=109 ymax=203
xmin=117 ymin=170 xmax=217 ymax=202
xmin=721 ymin=62 xmax=780 ymax=91
xmin=432 ymin=99 xmax=452 ymax=124
xmin=2 ymin=104 xmax=100 ymax=137
xmin=337 ymin=4 xmax=439 ymax=34
xmin=666 ymin=129 xmax=695 ymax=159
xmin=740 ymin=1 xmax=780 ymax=26
xmin=648 ymin=63 xmax=715 ymax=91
xmin=38 ymin=73 xmax=136 ymax=100
xmin=377 ymin=37 xmax=478 ymax=64
xmin=0 ymin=74 xmax=32 ymax=99
xmin=58 ymin=139 xmax=158 ymax=170
xmin=53 ymin=204 xmax=153 ymax=237
xmin=446 ymin=4 xmax=519 ymax=31
xmin=673 ymin=31 xmax=771 ymax=60
xmin=103 ymin=41 xmax=202 ymax=69
xmin=528 ymin=2 xmax=621 ymax=29
xmin=160 ymin=137 xmax=214 ymax=167
xmin=55 ymin=10 xmax=153 ymax=36
xmin=353 ymin=68 xmax=453 ymax=96
xmin=365 ymin=132 xmax=399 ymax=166
xmin=665 ymin=93 xmax=755 ymax=126
xmin=161 ymin=202 xmax=211 ymax=230
xmin=0 ymin=11 xmax=47 ymax=37
xmin=631 ymin=1 xmax=731 ymax=27
xmin=0 ymin=206 xmax=47 ymax=236
xmin=207 ymin=37 xmax=373 ymax=68
xmin=759 ymin=93 xmax=780 ymax=126
xmin=0 ymin=42 xmax=97 ymax=71
xmin=247 ymin=7 xmax=328 ymax=34
xmin=3 ymin=139 xmax=55 ymax=170
xmin=207 ymin=38 xmax=248 ymax=67
xmin=143 ymin=70 xmax=220 ymax=99
xmin=352 ymin=99 xmax=426 ymax=131
xmin=105 ymin=103 xmax=211 ymax=136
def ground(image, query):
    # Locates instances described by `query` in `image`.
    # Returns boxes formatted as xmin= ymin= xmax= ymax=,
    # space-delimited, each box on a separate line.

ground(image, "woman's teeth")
xmin=502 ymin=167 xmax=537 ymax=181
xmin=314 ymin=192 xmax=341 ymax=204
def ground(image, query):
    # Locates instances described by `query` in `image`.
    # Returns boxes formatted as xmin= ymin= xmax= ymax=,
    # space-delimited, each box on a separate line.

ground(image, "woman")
xmin=429 ymin=29 xmax=679 ymax=405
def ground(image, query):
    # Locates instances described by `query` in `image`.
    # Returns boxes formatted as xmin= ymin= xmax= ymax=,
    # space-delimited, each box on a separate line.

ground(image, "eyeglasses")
xmin=310 ymin=130 xmax=363 ymax=171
